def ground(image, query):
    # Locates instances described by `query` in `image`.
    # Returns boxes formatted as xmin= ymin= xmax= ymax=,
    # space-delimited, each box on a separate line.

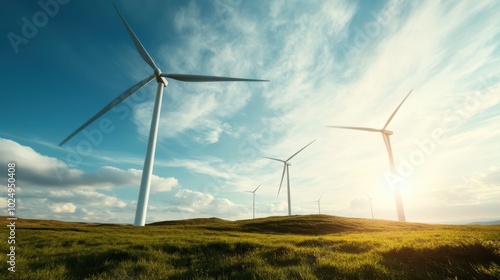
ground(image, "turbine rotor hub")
xmin=383 ymin=129 xmax=393 ymax=135
xmin=154 ymin=68 xmax=167 ymax=86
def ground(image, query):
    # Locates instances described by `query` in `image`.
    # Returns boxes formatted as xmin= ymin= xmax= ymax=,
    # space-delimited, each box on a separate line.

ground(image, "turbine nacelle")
xmin=156 ymin=76 xmax=168 ymax=86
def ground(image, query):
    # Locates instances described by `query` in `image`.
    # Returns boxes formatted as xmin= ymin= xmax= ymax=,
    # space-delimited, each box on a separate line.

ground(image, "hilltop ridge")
xmin=9 ymin=214 xmax=476 ymax=235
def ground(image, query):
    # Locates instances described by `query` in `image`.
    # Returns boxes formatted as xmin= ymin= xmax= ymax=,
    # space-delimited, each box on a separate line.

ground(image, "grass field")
xmin=2 ymin=215 xmax=500 ymax=279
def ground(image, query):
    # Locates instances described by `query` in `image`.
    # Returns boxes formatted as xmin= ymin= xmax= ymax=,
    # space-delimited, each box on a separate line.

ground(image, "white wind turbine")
xmin=315 ymin=193 xmax=324 ymax=214
xmin=366 ymin=193 xmax=376 ymax=219
xmin=246 ymin=183 xmax=262 ymax=219
xmin=328 ymin=90 xmax=413 ymax=222
xmin=59 ymin=5 xmax=268 ymax=226
xmin=264 ymin=139 xmax=316 ymax=216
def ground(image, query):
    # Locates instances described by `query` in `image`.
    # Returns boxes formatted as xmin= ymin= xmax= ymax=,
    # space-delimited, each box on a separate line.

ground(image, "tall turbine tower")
xmin=60 ymin=5 xmax=268 ymax=226
xmin=246 ymin=183 xmax=262 ymax=219
xmin=264 ymin=140 xmax=316 ymax=216
xmin=366 ymin=193 xmax=376 ymax=219
xmin=315 ymin=193 xmax=324 ymax=214
xmin=328 ymin=90 xmax=413 ymax=222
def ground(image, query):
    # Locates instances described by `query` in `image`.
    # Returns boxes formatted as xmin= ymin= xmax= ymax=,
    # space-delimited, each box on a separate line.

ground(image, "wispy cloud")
xmin=128 ymin=0 xmax=268 ymax=145
xmin=164 ymin=0 xmax=500 ymax=222
xmin=112 ymin=0 xmax=499 ymax=222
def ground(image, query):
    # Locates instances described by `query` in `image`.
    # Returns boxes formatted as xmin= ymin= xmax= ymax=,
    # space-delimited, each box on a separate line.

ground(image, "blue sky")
xmin=1 ymin=0 xmax=499 ymax=224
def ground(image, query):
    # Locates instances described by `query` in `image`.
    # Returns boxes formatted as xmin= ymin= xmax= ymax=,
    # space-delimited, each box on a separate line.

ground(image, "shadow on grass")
xmin=382 ymin=242 xmax=500 ymax=279
xmin=242 ymin=220 xmax=353 ymax=235
xmin=161 ymin=242 xmax=261 ymax=279
xmin=155 ymin=241 xmax=260 ymax=256
xmin=261 ymin=245 xmax=302 ymax=267
xmin=315 ymin=263 xmax=382 ymax=279
xmin=63 ymin=249 xmax=139 ymax=279
xmin=27 ymin=249 xmax=139 ymax=279
xmin=148 ymin=241 xmax=262 ymax=279
xmin=22 ymin=227 xmax=89 ymax=232
xmin=296 ymin=238 xmax=372 ymax=254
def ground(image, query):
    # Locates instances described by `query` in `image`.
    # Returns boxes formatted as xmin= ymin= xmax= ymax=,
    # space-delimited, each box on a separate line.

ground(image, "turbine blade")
xmin=254 ymin=183 xmax=262 ymax=193
xmin=383 ymin=89 xmax=413 ymax=129
xmin=318 ymin=193 xmax=323 ymax=201
xmin=264 ymin=157 xmax=285 ymax=163
xmin=277 ymin=164 xmax=286 ymax=197
xmin=286 ymin=139 xmax=316 ymax=162
xmin=162 ymin=74 xmax=268 ymax=82
xmin=327 ymin=126 xmax=381 ymax=133
xmin=113 ymin=4 xmax=158 ymax=70
xmin=59 ymin=74 xmax=155 ymax=146
xmin=383 ymin=134 xmax=396 ymax=173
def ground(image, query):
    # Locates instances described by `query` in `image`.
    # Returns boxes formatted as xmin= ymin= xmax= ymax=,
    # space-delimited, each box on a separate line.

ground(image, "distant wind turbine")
xmin=246 ymin=183 xmax=262 ymax=219
xmin=264 ymin=139 xmax=316 ymax=216
xmin=328 ymin=90 xmax=413 ymax=222
xmin=59 ymin=5 xmax=268 ymax=226
xmin=315 ymin=193 xmax=324 ymax=214
xmin=366 ymin=193 xmax=376 ymax=219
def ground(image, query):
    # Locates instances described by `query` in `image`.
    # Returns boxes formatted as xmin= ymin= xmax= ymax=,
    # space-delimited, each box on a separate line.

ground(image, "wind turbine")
xmin=315 ymin=193 xmax=323 ymax=214
xmin=366 ymin=193 xmax=376 ymax=219
xmin=327 ymin=90 xmax=413 ymax=222
xmin=264 ymin=139 xmax=316 ymax=216
xmin=246 ymin=183 xmax=262 ymax=219
xmin=59 ymin=5 xmax=268 ymax=226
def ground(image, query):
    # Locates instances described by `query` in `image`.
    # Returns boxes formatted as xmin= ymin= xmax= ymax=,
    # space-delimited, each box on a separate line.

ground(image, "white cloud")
xmin=169 ymin=189 xmax=246 ymax=215
xmin=0 ymin=138 xmax=182 ymax=223
xmin=48 ymin=190 xmax=128 ymax=208
xmin=0 ymin=138 xmax=179 ymax=193
xmin=264 ymin=201 xmax=287 ymax=213
xmin=0 ymin=138 xmax=77 ymax=184
xmin=173 ymin=189 xmax=214 ymax=212
xmin=49 ymin=203 xmax=77 ymax=213
xmin=0 ymin=197 xmax=6 ymax=209
xmin=424 ymin=167 xmax=500 ymax=207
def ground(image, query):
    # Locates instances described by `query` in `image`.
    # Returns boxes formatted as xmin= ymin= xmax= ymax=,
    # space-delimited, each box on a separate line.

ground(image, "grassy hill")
xmin=2 ymin=215 xmax=499 ymax=279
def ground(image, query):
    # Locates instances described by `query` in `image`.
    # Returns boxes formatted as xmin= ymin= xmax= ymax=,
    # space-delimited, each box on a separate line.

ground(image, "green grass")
xmin=2 ymin=215 xmax=499 ymax=279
